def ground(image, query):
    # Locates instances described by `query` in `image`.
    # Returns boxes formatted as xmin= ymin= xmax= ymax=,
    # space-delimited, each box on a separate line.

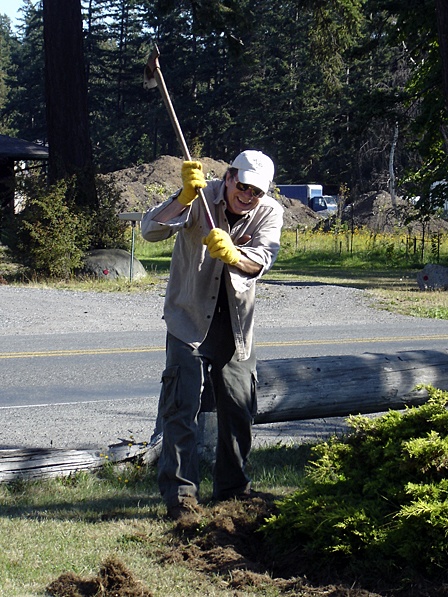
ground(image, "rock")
xmin=416 ymin=263 xmax=448 ymax=291
xmin=80 ymin=248 xmax=147 ymax=280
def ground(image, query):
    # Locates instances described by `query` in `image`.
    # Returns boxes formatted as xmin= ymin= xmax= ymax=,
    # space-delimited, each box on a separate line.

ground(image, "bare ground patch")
xmin=46 ymin=495 xmax=448 ymax=596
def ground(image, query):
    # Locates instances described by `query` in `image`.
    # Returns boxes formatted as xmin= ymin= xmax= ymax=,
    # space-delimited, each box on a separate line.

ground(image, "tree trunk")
xmin=436 ymin=0 xmax=448 ymax=115
xmin=0 ymin=438 xmax=162 ymax=482
xmin=389 ymin=122 xmax=398 ymax=209
xmin=0 ymin=158 xmax=15 ymax=227
xmin=43 ymin=0 xmax=97 ymax=208
xmin=1 ymin=350 xmax=446 ymax=481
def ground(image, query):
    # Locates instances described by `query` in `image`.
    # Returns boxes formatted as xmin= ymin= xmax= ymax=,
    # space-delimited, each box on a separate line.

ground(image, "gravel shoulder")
xmin=0 ymin=282 xmax=411 ymax=451
xmin=0 ymin=280 xmax=401 ymax=337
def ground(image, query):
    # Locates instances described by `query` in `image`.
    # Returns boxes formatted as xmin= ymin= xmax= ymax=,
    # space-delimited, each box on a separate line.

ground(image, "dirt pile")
xmin=47 ymin=557 xmax=153 ymax=596
xmin=101 ymin=155 xmax=227 ymax=212
xmin=46 ymin=495 xmax=444 ymax=597
xmin=276 ymin=194 xmax=322 ymax=229
xmin=340 ymin=190 xmax=448 ymax=234
xmin=102 ymin=155 xmax=321 ymax=229
xmin=165 ymin=495 xmax=382 ymax=596
xmin=45 ymin=497 xmax=384 ymax=597
xmin=104 ymin=156 xmax=448 ymax=232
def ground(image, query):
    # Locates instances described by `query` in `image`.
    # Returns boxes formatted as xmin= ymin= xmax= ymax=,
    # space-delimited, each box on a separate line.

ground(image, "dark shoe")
xmin=166 ymin=497 xmax=204 ymax=522
xmin=212 ymin=485 xmax=252 ymax=502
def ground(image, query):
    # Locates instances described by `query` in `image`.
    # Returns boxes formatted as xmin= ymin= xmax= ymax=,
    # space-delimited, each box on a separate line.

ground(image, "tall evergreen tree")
xmin=84 ymin=0 xmax=152 ymax=171
xmin=436 ymin=0 xmax=448 ymax=114
xmin=3 ymin=1 xmax=47 ymax=142
xmin=0 ymin=15 xmax=18 ymax=135
xmin=43 ymin=0 xmax=97 ymax=207
xmin=369 ymin=0 xmax=448 ymax=211
xmin=2 ymin=0 xmax=446 ymax=205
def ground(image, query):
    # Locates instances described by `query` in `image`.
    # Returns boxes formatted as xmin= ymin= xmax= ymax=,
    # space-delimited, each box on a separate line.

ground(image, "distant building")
xmin=0 ymin=134 xmax=49 ymax=222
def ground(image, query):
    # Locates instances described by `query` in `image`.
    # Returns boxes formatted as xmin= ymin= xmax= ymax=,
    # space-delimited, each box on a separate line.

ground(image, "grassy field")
xmin=0 ymin=444 xmax=313 ymax=596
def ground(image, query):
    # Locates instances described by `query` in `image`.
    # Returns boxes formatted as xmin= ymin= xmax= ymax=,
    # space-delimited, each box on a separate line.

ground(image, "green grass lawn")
xmin=0 ymin=444 xmax=312 ymax=596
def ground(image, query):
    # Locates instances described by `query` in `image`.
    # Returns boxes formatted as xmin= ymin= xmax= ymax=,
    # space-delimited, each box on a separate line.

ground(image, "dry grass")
xmin=368 ymin=287 xmax=448 ymax=318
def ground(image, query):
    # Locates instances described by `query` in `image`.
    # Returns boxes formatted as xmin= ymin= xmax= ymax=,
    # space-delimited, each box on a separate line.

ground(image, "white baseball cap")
xmin=231 ymin=150 xmax=275 ymax=194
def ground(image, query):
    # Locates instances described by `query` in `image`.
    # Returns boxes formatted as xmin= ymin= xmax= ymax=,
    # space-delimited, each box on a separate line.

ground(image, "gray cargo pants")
xmin=157 ymin=307 xmax=257 ymax=508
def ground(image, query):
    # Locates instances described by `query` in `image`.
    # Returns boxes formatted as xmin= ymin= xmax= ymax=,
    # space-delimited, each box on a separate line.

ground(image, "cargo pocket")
xmin=159 ymin=365 xmax=180 ymax=419
xmin=250 ymin=369 xmax=258 ymax=418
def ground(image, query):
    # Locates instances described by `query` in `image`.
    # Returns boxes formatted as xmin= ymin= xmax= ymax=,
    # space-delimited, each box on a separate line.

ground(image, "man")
xmin=141 ymin=150 xmax=283 ymax=519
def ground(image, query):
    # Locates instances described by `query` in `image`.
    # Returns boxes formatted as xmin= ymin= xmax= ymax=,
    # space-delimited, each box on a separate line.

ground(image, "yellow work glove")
xmin=177 ymin=160 xmax=207 ymax=206
xmin=203 ymin=228 xmax=241 ymax=265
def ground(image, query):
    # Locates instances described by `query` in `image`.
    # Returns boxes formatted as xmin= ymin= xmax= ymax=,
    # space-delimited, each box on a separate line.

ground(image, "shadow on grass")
xmin=138 ymin=258 xmax=420 ymax=291
xmin=268 ymin=264 xmax=420 ymax=290
xmin=0 ymin=467 xmax=162 ymax=521
xmin=0 ymin=444 xmax=314 ymax=521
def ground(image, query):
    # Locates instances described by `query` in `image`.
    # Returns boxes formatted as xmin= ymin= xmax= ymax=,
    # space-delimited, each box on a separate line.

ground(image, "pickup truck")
xmin=277 ymin=184 xmax=338 ymax=214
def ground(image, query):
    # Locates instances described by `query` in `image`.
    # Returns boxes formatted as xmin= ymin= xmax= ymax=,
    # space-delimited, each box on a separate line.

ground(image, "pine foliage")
xmin=2 ymin=0 xmax=448 ymax=216
xmin=9 ymin=178 xmax=89 ymax=277
xmin=263 ymin=386 xmax=448 ymax=585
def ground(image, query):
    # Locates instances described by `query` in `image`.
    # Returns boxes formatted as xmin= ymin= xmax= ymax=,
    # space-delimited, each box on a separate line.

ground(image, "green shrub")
xmin=10 ymin=178 xmax=89 ymax=278
xmin=5 ymin=173 xmax=130 ymax=278
xmin=87 ymin=176 xmax=128 ymax=250
xmin=262 ymin=386 xmax=448 ymax=584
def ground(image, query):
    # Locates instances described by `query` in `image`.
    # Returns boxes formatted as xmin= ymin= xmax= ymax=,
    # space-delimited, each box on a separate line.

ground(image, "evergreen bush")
xmin=87 ymin=176 xmax=128 ymax=250
xmin=9 ymin=178 xmax=89 ymax=278
xmin=262 ymin=386 xmax=448 ymax=585
xmin=6 ymin=174 xmax=129 ymax=278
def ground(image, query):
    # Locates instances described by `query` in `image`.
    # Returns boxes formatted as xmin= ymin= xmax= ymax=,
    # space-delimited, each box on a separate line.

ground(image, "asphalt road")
xmin=1 ymin=282 xmax=448 ymax=450
xmin=3 ymin=323 xmax=448 ymax=408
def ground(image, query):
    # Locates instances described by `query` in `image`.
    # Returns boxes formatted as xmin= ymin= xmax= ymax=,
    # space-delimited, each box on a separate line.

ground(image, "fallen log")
xmin=0 ymin=436 xmax=162 ymax=482
xmin=196 ymin=349 xmax=448 ymax=460
xmin=254 ymin=349 xmax=448 ymax=424
xmin=1 ymin=349 xmax=447 ymax=482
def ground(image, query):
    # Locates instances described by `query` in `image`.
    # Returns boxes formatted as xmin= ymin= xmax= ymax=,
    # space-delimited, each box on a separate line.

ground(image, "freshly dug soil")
xmin=46 ymin=496 xmax=444 ymax=597
xmin=102 ymin=155 xmax=448 ymax=233
xmin=101 ymin=155 xmax=327 ymax=230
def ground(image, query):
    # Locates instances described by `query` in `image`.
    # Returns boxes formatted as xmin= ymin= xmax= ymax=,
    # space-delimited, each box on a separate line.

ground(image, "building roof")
xmin=0 ymin=134 xmax=49 ymax=160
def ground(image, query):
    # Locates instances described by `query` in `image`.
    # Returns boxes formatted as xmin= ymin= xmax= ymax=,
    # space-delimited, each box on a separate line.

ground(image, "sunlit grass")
xmin=6 ymin=274 xmax=165 ymax=292
xmin=133 ymin=227 xmax=448 ymax=283
xmin=0 ymin=445 xmax=308 ymax=596
xmin=369 ymin=288 xmax=448 ymax=319
xmin=275 ymin=227 xmax=448 ymax=271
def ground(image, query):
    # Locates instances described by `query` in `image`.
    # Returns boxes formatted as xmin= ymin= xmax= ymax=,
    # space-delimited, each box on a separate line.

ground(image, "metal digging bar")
xmin=144 ymin=44 xmax=216 ymax=230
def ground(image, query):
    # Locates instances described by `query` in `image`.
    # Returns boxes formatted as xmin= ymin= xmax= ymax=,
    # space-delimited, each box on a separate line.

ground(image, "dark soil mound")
xmin=102 ymin=155 xmax=227 ymax=212
xmin=47 ymin=557 xmax=153 ymax=596
xmin=46 ymin=497 xmax=446 ymax=597
xmin=103 ymin=157 xmax=448 ymax=232
xmin=103 ymin=154 xmax=322 ymax=229
xmin=340 ymin=190 xmax=448 ymax=234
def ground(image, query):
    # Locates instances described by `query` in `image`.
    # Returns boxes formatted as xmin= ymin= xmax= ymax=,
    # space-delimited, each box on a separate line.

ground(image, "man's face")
xmin=225 ymin=172 xmax=264 ymax=215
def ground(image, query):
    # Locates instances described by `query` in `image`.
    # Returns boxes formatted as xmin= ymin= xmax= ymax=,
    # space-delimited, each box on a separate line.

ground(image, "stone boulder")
xmin=80 ymin=248 xmax=147 ymax=280
xmin=416 ymin=263 xmax=448 ymax=291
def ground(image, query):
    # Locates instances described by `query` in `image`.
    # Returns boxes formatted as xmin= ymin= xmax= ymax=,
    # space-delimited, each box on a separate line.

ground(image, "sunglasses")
xmin=235 ymin=181 xmax=264 ymax=198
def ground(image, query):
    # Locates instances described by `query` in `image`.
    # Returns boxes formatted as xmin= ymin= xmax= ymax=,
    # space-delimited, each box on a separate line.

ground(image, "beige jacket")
xmin=141 ymin=178 xmax=283 ymax=360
